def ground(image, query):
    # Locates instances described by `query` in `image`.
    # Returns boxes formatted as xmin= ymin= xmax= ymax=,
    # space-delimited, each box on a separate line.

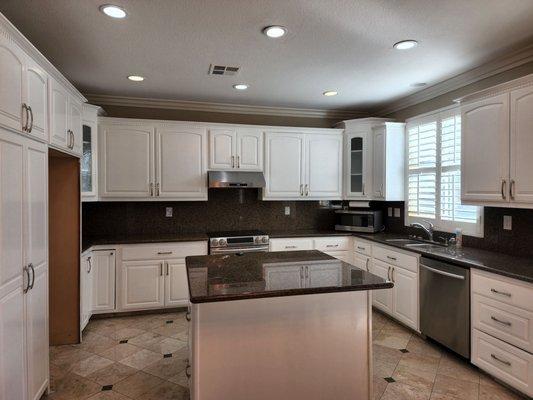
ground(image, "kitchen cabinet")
xmin=344 ymin=131 xmax=372 ymax=199
xmin=24 ymin=60 xmax=48 ymax=142
xmin=263 ymin=130 xmax=343 ymax=200
xmin=81 ymin=104 xmax=102 ymax=201
xmin=0 ymin=129 xmax=48 ymax=400
xmin=270 ymin=236 xmax=352 ymax=264
xmin=353 ymin=253 xmax=371 ymax=272
xmin=371 ymin=123 xmax=405 ymax=200
xmin=165 ymin=260 xmax=190 ymax=306
xmin=208 ymin=128 xmax=263 ymax=170
xmin=92 ymin=250 xmax=116 ymax=313
xmin=122 ymin=260 xmax=165 ymax=310
xmin=307 ymin=264 xmax=342 ymax=288
xmin=265 ymin=265 xmax=305 ymax=290
xmin=369 ymin=259 xmax=394 ymax=315
xmin=80 ymin=253 xmax=93 ymax=331
xmin=391 ymin=265 xmax=418 ymax=328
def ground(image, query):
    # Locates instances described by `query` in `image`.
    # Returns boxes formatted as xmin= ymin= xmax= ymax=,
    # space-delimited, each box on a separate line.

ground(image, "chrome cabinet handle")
xmin=236 ymin=155 xmax=240 ymax=168
xmin=165 ymin=262 xmax=169 ymax=276
xmin=362 ymin=182 xmax=365 ymax=196
xmin=357 ymin=246 xmax=366 ymax=251
xmin=155 ymin=182 xmax=160 ymax=196
xmin=231 ymin=155 xmax=235 ymax=168
xmin=387 ymin=255 xmax=397 ymax=261
xmin=185 ymin=311 xmax=191 ymax=322
xmin=28 ymin=105 xmax=33 ymax=133
xmin=87 ymin=256 xmax=92 ymax=273
xmin=510 ymin=179 xmax=516 ymax=200
xmin=300 ymin=267 xmax=304 ymax=280
xmin=299 ymin=184 xmax=303 ymax=196
xmin=158 ymin=251 xmax=173 ymax=255
xmin=491 ymin=354 xmax=511 ymax=366
xmin=71 ymin=130 xmax=75 ymax=148
xmin=29 ymin=263 xmax=35 ymax=290
xmin=501 ymin=179 xmax=507 ymax=200
xmin=305 ymin=265 xmax=309 ymax=279
xmin=305 ymin=184 xmax=309 ymax=196
xmin=387 ymin=266 xmax=391 ymax=281
xmin=23 ymin=266 xmax=30 ymax=293
xmin=285 ymin=245 xmax=297 ymax=249
xmin=491 ymin=288 xmax=511 ymax=297
xmin=365 ymin=258 xmax=369 ymax=272
xmin=185 ymin=365 xmax=191 ymax=378
xmin=21 ymin=103 xmax=28 ymax=131
xmin=149 ymin=182 xmax=154 ymax=196
xmin=326 ymin=244 xmax=339 ymax=248
xmin=490 ymin=316 xmax=512 ymax=327
xmin=160 ymin=262 xmax=163 ymax=276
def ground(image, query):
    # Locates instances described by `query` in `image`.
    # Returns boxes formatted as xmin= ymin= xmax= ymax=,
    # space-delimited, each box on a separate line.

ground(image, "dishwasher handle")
xmin=420 ymin=264 xmax=465 ymax=280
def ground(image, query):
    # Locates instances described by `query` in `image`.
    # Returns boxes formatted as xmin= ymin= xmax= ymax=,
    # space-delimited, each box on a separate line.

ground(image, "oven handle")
xmin=421 ymin=264 xmax=465 ymax=280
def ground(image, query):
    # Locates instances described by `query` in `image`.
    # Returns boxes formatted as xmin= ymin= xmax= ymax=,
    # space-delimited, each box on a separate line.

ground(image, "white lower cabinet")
xmin=165 ymin=261 xmax=190 ymax=307
xmin=269 ymin=236 xmax=352 ymax=263
xmin=122 ymin=260 xmax=165 ymax=310
xmin=391 ymin=265 xmax=418 ymax=329
xmin=369 ymin=259 xmax=394 ymax=315
xmin=92 ymin=250 xmax=116 ymax=313
xmin=80 ymin=253 xmax=93 ymax=331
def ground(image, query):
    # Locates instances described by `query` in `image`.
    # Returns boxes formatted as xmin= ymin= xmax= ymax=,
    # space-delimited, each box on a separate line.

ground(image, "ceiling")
xmin=2 ymin=0 xmax=533 ymax=112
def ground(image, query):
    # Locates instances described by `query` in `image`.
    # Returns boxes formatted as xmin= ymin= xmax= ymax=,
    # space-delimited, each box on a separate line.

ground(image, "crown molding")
xmin=84 ymin=93 xmax=367 ymax=120
xmin=375 ymin=42 xmax=533 ymax=116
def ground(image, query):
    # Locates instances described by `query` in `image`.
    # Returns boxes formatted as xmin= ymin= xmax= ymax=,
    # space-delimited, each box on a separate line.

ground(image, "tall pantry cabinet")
xmin=0 ymin=128 xmax=48 ymax=400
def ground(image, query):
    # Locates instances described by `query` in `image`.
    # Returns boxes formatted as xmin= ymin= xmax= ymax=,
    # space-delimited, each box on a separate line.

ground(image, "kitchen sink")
xmin=385 ymin=238 xmax=425 ymax=245
xmin=404 ymin=243 xmax=446 ymax=250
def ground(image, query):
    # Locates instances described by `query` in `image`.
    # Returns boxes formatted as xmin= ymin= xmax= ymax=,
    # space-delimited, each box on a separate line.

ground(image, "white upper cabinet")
xmin=263 ymin=130 xmax=343 ymax=200
xmin=99 ymin=124 xmax=154 ymax=198
xmin=344 ymin=132 xmax=372 ymax=199
xmin=69 ymin=97 xmax=83 ymax=156
xmin=461 ymin=93 xmax=510 ymax=203
xmin=0 ymin=34 xmax=25 ymax=132
xmin=372 ymin=128 xmax=386 ymax=199
xmin=49 ymin=78 xmax=69 ymax=148
xmin=24 ymin=60 xmax=48 ymax=142
xmin=208 ymin=128 xmax=263 ymax=170
xmin=155 ymin=127 xmax=207 ymax=200
xmin=510 ymin=85 xmax=533 ymax=204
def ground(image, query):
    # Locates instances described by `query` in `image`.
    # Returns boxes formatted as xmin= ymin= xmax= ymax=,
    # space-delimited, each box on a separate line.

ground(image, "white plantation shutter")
xmin=406 ymin=108 xmax=482 ymax=236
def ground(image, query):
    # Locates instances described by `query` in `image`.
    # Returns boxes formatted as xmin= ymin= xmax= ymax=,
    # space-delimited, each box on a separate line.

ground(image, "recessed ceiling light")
xmin=99 ymin=4 xmax=127 ymax=19
xmin=233 ymin=84 xmax=249 ymax=90
xmin=263 ymin=26 xmax=287 ymax=38
xmin=323 ymin=90 xmax=338 ymax=97
xmin=127 ymin=75 xmax=145 ymax=82
xmin=393 ymin=40 xmax=418 ymax=50
xmin=411 ymin=82 xmax=427 ymax=87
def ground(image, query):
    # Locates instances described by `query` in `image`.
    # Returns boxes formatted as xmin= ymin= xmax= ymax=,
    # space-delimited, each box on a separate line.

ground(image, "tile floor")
xmin=44 ymin=310 xmax=526 ymax=400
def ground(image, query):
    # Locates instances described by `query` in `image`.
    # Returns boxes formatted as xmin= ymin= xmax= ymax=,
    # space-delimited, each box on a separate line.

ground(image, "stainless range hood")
xmin=208 ymin=171 xmax=266 ymax=188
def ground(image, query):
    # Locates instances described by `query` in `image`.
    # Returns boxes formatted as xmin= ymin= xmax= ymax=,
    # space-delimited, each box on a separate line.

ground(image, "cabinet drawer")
xmin=313 ymin=236 xmax=351 ymax=252
xmin=353 ymin=239 xmax=372 ymax=256
xmin=121 ymin=242 xmax=207 ymax=261
xmin=269 ymin=238 xmax=313 ymax=251
xmin=373 ymin=244 xmax=418 ymax=273
xmin=473 ymin=293 xmax=533 ymax=353
xmin=472 ymin=329 xmax=532 ymax=397
xmin=472 ymin=270 xmax=533 ymax=312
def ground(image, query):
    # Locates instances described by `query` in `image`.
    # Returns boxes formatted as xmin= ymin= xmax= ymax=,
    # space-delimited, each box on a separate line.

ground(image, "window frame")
xmin=404 ymin=105 xmax=484 ymax=238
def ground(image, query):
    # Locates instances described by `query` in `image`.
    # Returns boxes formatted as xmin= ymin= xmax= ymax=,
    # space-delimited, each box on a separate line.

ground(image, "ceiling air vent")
xmin=208 ymin=64 xmax=240 ymax=76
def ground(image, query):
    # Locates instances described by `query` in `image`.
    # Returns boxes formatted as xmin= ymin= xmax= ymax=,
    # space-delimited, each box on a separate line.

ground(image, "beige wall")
xmin=385 ymin=62 xmax=533 ymax=121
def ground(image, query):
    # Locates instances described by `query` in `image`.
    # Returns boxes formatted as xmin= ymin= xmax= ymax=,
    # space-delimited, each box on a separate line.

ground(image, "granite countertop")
xmin=186 ymin=250 xmax=393 ymax=303
xmin=82 ymin=233 xmax=209 ymax=252
xmin=354 ymin=233 xmax=533 ymax=283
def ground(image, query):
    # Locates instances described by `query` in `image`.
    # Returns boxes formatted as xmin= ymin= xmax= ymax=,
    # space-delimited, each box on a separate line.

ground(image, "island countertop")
xmin=186 ymin=250 xmax=393 ymax=303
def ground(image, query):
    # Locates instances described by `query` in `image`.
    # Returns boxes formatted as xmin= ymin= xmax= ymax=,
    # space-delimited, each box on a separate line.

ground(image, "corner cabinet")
xmin=98 ymin=119 xmax=207 ymax=201
xmin=208 ymin=128 xmax=263 ymax=171
xmin=460 ymin=75 xmax=533 ymax=208
xmin=263 ymin=130 xmax=343 ymax=200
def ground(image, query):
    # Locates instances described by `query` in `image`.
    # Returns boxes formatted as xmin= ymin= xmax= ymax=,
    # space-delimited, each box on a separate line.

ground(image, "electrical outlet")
xmin=165 ymin=207 xmax=173 ymax=218
xmin=388 ymin=207 xmax=393 ymax=217
xmin=284 ymin=206 xmax=290 ymax=216
xmin=503 ymin=215 xmax=512 ymax=230
xmin=394 ymin=208 xmax=401 ymax=218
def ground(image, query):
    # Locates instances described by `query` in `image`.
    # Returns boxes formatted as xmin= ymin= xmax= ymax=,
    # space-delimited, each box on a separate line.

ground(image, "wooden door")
xmin=236 ymin=129 xmax=262 ymax=170
xmin=92 ymin=251 xmax=115 ymax=312
xmin=369 ymin=259 xmax=393 ymax=315
xmin=461 ymin=94 xmax=510 ymax=203
xmin=305 ymin=134 xmax=342 ymax=198
xmin=391 ymin=266 xmax=418 ymax=330
xmin=156 ymin=128 xmax=207 ymax=199
xmin=165 ymin=260 xmax=189 ymax=307
xmin=99 ymin=125 xmax=154 ymax=198
xmin=209 ymin=129 xmax=235 ymax=169
xmin=122 ymin=260 xmax=165 ymax=310
xmin=24 ymin=60 xmax=48 ymax=142
xmin=49 ymin=79 xmax=69 ymax=148
xmin=263 ymin=132 xmax=305 ymax=199
xmin=0 ymin=35 xmax=25 ymax=132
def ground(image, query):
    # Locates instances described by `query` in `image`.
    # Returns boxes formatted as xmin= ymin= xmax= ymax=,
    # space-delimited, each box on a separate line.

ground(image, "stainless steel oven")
xmin=209 ymin=230 xmax=270 ymax=255
xmin=335 ymin=210 xmax=383 ymax=233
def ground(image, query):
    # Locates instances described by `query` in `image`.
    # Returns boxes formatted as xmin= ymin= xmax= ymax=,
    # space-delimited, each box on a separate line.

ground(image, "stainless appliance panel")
xmin=334 ymin=209 xmax=382 ymax=233
xmin=420 ymin=257 xmax=470 ymax=358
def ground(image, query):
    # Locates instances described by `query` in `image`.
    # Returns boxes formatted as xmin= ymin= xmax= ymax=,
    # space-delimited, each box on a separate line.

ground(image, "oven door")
xmin=209 ymin=246 xmax=269 ymax=255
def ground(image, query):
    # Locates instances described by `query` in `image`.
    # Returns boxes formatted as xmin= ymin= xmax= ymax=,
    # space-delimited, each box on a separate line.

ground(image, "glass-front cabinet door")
xmin=345 ymin=132 xmax=371 ymax=199
xmin=81 ymin=122 xmax=97 ymax=200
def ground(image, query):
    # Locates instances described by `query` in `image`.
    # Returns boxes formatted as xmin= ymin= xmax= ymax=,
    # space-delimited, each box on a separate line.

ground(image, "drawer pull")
xmin=490 ymin=316 xmax=512 ymax=327
xmin=491 ymin=288 xmax=512 ymax=297
xmin=490 ymin=354 xmax=511 ymax=367
xmin=185 ymin=311 xmax=191 ymax=322
xmin=357 ymin=246 xmax=366 ymax=250
xmin=326 ymin=244 xmax=339 ymax=248
xmin=158 ymin=251 xmax=173 ymax=255
xmin=285 ymin=245 xmax=297 ymax=249
xmin=185 ymin=365 xmax=191 ymax=378
xmin=386 ymin=255 xmax=397 ymax=261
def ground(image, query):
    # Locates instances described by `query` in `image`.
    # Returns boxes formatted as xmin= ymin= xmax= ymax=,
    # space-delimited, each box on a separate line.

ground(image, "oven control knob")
xmin=211 ymin=239 xmax=219 ymax=246
xmin=219 ymin=239 xmax=227 ymax=246
xmin=261 ymin=236 xmax=269 ymax=243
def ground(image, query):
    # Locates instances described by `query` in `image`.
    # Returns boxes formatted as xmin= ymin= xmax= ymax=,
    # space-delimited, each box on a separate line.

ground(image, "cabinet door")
xmin=99 ymin=125 xmax=154 ymax=197
xmin=0 ymin=35 xmax=25 ymax=132
xmin=80 ymin=255 xmax=93 ymax=330
xmin=209 ymin=129 xmax=235 ymax=169
xmin=122 ymin=260 xmax=165 ymax=310
xmin=392 ymin=266 xmax=418 ymax=330
xmin=307 ymin=264 xmax=342 ymax=288
xmin=345 ymin=132 xmax=371 ymax=199
xmin=156 ymin=128 xmax=207 ymax=199
xmin=81 ymin=123 xmax=97 ymax=198
xmin=263 ymin=132 xmax=305 ymax=199
xmin=92 ymin=251 xmax=116 ymax=312
xmin=236 ymin=129 xmax=263 ymax=170
xmin=49 ymin=79 xmax=69 ymax=148
xmin=0 ymin=129 xmax=26 ymax=400
xmin=69 ymin=98 xmax=83 ymax=156
xmin=461 ymin=94 xmax=510 ymax=203
xmin=510 ymin=86 xmax=533 ymax=203
xmin=305 ymin=134 xmax=342 ymax=198
xmin=353 ymin=253 xmax=370 ymax=272
xmin=265 ymin=265 xmax=303 ymax=290
xmin=24 ymin=61 xmax=48 ymax=142
xmin=165 ymin=260 xmax=189 ymax=307
xmin=372 ymin=127 xmax=385 ymax=199
xmin=369 ymin=259 xmax=393 ymax=315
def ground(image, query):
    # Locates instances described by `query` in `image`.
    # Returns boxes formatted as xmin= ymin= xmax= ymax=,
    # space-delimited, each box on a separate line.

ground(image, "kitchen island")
xmin=186 ymin=250 xmax=393 ymax=400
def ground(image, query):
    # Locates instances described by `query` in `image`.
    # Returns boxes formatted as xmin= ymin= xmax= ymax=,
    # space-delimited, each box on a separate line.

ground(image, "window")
xmin=406 ymin=107 xmax=483 ymax=237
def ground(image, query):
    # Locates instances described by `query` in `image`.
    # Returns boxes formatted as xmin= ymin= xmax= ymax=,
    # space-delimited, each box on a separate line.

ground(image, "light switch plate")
xmin=394 ymin=208 xmax=401 ymax=218
xmin=166 ymin=207 xmax=173 ymax=218
xmin=284 ymin=206 xmax=290 ymax=216
xmin=503 ymin=215 xmax=512 ymax=230
xmin=388 ymin=207 xmax=393 ymax=217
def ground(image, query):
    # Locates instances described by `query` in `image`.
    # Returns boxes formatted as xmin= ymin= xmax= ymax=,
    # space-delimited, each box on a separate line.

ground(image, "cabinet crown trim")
xmin=456 ymin=73 xmax=533 ymax=104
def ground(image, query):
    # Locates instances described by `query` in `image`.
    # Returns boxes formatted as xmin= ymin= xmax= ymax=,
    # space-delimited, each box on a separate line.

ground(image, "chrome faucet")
xmin=410 ymin=220 xmax=434 ymax=241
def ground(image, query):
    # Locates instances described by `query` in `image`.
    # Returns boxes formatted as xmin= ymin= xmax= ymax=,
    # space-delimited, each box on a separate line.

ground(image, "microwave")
xmin=335 ymin=210 xmax=383 ymax=233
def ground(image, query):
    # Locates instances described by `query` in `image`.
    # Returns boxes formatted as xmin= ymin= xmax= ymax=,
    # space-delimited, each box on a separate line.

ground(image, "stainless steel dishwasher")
xmin=420 ymin=256 xmax=470 ymax=358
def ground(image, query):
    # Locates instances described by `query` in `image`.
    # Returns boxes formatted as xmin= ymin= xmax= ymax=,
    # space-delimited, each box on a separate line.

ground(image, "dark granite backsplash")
xmin=82 ymin=189 xmax=336 ymax=237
